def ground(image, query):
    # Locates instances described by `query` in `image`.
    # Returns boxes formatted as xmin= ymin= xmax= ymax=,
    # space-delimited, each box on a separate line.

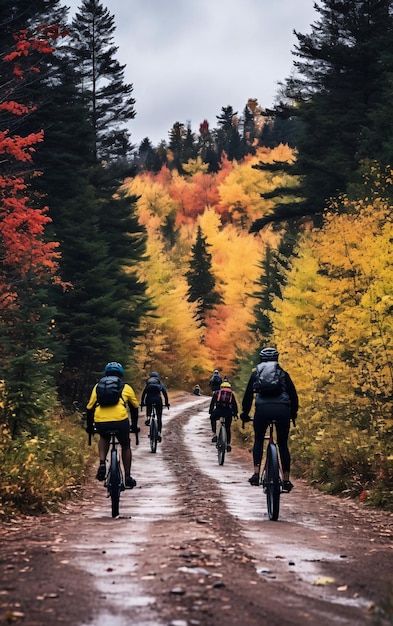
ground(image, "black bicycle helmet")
xmin=104 ymin=362 xmax=124 ymax=377
xmin=259 ymin=347 xmax=279 ymax=362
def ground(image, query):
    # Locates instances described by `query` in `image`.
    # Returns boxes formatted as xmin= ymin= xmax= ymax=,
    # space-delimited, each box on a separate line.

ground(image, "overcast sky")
xmin=61 ymin=0 xmax=317 ymax=147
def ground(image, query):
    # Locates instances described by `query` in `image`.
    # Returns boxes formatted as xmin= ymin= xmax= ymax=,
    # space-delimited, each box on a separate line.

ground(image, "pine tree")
xmin=215 ymin=105 xmax=244 ymax=161
xmin=251 ymin=0 xmax=393 ymax=231
xmin=185 ymin=226 xmax=221 ymax=325
xmin=69 ymin=0 xmax=136 ymax=162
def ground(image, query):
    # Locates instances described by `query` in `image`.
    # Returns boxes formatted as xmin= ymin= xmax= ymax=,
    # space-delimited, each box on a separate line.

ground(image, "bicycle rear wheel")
xmin=109 ymin=449 xmax=121 ymax=518
xmin=217 ymin=424 xmax=227 ymax=466
xmin=265 ymin=442 xmax=280 ymax=521
xmin=150 ymin=418 xmax=158 ymax=453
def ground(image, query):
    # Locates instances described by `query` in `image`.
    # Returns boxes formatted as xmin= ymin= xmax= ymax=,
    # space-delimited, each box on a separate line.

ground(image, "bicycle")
xmin=215 ymin=415 xmax=227 ymax=465
xmin=260 ymin=420 xmax=282 ymax=521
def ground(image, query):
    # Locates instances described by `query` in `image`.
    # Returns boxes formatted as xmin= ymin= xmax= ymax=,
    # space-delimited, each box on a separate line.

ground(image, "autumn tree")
xmin=0 ymin=23 xmax=64 ymax=436
xmin=270 ymin=164 xmax=393 ymax=505
xmin=185 ymin=226 xmax=221 ymax=326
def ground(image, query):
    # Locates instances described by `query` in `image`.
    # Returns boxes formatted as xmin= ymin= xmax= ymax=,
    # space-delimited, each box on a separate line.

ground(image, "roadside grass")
xmin=0 ymin=408 xmax=95 ymax=519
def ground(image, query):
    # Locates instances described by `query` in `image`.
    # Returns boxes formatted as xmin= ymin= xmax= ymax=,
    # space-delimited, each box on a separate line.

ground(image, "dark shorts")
xmin=95 ymin=419 xmax=130 ymax=448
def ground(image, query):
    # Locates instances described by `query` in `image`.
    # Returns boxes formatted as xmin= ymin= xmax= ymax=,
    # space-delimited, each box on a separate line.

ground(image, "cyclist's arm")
xmin=123 ymin=383 xmax=139 ymax=408
xmin=140 ymin=387 xmax=147 ymax=406
xmin=161 ymin=384 xmax=169 ymax=405
xmin=86 ymin=385 xmax=98 ymax=410
xmin=285 ymin=372 xmax=299 ymax=416
xmin=232 ymin=395 xmax=238 ymax=415
xmin=241 ymin=371 xmax=257 ymax=415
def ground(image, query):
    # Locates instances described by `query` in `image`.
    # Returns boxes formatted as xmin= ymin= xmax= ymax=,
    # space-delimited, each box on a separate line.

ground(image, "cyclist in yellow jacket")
xmin=86 ymin=362 xmax=139 ymax=489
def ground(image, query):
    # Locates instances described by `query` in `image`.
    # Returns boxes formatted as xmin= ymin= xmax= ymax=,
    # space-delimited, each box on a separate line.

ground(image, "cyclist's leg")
xmin=275 ymin=406 xmax=292 ymax=489
xmin=225 ymin=411 xmax=233 ymax=451
xmin=95 ymin=423 xmax=111 ymax=479
xmin=225 ymin=411 xmax=233 ymax=444
xmin=156 ymin=397 xmax=163 ymax=433
xmin=98 ymin=435 xmax=110 ymax=463
xmin=210 ymin=409 xmax=218 ymax=441
xmin=116 ymin=419 xmax=136 ymax=487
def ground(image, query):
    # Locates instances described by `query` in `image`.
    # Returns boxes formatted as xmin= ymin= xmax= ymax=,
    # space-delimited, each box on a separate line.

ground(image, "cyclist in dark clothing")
xmin=241 ymin=347 xmax=298 ymax=492
xmin=209 ymin=382 xmax=238 ymax=452
xmin=140 ymin=372 xmax=170 ymax=442
xmin=209 ymin=369 xmax=222 ymax=392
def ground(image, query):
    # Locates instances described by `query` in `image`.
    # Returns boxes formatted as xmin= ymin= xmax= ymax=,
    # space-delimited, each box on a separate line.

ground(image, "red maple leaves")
xmin=0 ymin=25 xmax=66 ymax=307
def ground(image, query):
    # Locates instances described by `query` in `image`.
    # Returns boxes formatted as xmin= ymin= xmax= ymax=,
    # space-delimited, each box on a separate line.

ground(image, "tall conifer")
xmin=185 ymin=226 xmax=220 ymax=326
xmin=68 ymin=0 xmax=135 ymax=162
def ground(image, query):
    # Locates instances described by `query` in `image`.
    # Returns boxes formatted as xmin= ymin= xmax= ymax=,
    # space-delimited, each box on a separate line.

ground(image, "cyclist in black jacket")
xmin=241 ymin=347 xmax=298 ymax=492
xmin=141 ymin=372 xmax=170 ymax=442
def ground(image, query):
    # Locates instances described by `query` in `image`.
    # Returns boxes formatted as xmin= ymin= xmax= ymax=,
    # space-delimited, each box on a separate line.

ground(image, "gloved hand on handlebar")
xmin=240 ymin=412 xmax=251 ymax=429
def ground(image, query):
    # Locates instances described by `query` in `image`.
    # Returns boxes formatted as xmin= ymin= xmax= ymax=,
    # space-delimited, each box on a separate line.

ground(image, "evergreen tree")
xmin=251 ymin=0 xmax=393 ymax=231
xmin=68 ymin=0 xmax=136 ymax=162
xmin=137 ymin=137 xmax=164 ymax=172
xmin=215 ymin=105 xmax=244 ymax=161
xmin=198 ymin=119 xmax=220 ymax=173
xmin=168 ymin=122 xmax=188 ymax=173
xmin=185 ymin=226 xmax=221 ymax=325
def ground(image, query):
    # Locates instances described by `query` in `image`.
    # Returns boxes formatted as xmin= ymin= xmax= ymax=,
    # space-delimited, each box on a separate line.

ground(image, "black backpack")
xmin=253 ymin=362 xmax=283 ymax=397
xmin=96 ymin=375 xmax=124 ymax=406
xmin=146 ymin=376 xmax=161 ymax=393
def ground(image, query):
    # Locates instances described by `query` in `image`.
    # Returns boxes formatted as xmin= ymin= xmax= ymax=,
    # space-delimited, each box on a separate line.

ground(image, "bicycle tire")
xmin=150 ymin=418 xmax=158 ymax=453
xmin=109 ymin=449 xmax=121 ymax=518
xmin=217 ymin=423 xmax=227 ymax=466
xmin=266 ymin=442 xmax=280 ymax=521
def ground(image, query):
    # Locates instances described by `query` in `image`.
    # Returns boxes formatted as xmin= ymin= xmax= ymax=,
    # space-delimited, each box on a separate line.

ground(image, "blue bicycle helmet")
xmin=150 ymin=371 xmax=159 ymax=378
xmin=259 ymin=347 xmax=279 ymax=362
xmin=104 ymin=362 xmax=124 ymax=377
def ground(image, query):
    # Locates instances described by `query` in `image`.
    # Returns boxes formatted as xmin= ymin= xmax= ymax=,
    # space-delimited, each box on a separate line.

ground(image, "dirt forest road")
xmin=1 ymin=393 xmax=393 ymax=626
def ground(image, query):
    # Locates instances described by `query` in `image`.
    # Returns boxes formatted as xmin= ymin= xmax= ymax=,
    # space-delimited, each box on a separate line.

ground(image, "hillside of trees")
xmin=0 ymin=0 xmax=392 ymax=514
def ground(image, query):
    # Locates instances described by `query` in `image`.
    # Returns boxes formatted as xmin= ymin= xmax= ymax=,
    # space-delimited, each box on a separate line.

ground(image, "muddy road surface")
xmin=1 ymin=393 xmax=393 ymax=626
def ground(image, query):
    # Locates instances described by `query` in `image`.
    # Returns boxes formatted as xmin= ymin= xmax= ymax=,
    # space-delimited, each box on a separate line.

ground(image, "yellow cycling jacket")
xmin=87 ymin=382 xmax=139 ymax=422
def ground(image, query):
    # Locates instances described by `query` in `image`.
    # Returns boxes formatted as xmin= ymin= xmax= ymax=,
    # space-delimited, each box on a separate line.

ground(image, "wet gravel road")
xmin=1 ymin=393 xmax=393 ymax=626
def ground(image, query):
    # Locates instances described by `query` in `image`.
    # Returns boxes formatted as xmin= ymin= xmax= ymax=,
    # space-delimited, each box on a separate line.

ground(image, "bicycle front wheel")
xmin=217 ymin=424 xmax=227 ymax=466
xmin=265 ymin=442 xmax=280 ymax=521
xmin=150 ymin=418 xmax=158 ymax=453
xmin=109 ymin=449 xmax=121 ymax=518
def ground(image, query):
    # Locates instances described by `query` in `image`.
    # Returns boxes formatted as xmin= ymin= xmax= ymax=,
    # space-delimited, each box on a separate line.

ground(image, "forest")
xmin=0 ymin=0 xmax=392 ymax=515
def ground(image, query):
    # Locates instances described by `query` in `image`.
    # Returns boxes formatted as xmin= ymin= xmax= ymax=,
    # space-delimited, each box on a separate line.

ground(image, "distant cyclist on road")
xmin=86 ymin=362 xmax=139 ymax=489
xmin=209 ymin=381 xmax=238 ymax=452
xmin=141 ymin=372 xmax=170 ymax=442
xmin=209 ymin=369 xmax=222 ymax=392
xmin=240 ymin=347 xmax=298 ymax=492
